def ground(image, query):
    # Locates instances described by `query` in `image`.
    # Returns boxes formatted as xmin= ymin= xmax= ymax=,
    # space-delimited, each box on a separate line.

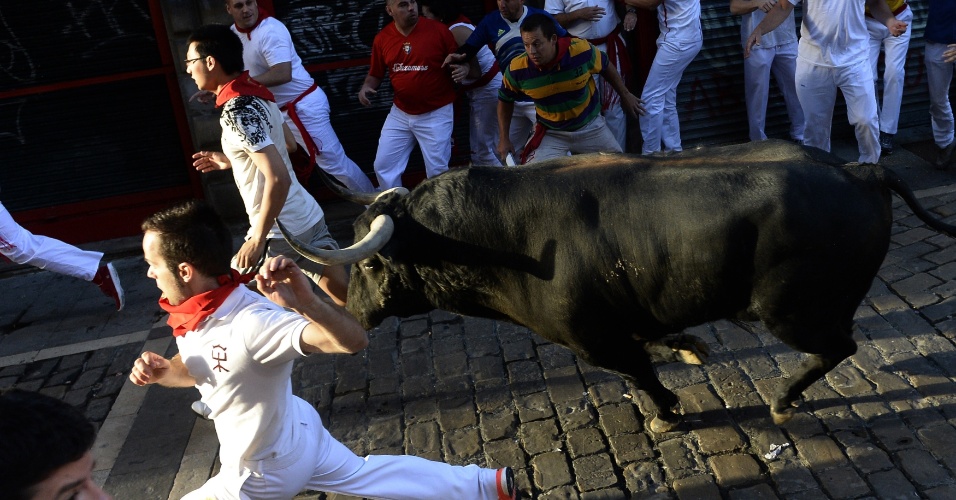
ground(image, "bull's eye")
xmin=362 ymin=259 xmax=380 ymax=271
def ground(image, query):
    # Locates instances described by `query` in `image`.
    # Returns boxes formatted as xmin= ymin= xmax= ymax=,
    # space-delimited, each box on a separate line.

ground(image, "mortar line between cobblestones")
xmin=0 ymin=330 xmax=151 ymax=369
xmin=913 ymin=183 xmax=956 ymax=199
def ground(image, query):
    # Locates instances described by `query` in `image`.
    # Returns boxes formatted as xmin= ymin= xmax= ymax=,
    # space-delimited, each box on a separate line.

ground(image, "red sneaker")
xmin=496 ymin=467 xmax=517 ymax=500
xmin=93 ymin=262 xmax=125 ymax=311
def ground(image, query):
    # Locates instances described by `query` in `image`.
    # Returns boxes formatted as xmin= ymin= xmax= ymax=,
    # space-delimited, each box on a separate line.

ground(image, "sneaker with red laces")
xmin=496 ymin=467 xmax=517 ymax=500
xmin=93 ymin=262 xmax=125 ymax=311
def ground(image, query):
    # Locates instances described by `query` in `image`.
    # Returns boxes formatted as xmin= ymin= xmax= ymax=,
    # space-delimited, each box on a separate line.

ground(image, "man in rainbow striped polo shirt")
xmin=497 ymin=13 xmax=644 ymax=164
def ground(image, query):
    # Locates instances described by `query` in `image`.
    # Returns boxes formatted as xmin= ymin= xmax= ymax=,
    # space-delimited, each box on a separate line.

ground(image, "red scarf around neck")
xmin=215 ymin=71 xmax=276 ymax=107
xmin=159 ymin=270 xmax=253 ymax=337
xmin=536 ymin=36 xmax=572 ymax=71
xmin=234 ymin=6 xmax=271 ymax=39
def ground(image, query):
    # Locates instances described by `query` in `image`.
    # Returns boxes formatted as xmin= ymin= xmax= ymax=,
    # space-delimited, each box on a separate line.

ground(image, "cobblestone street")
xmin=289 ymin=180 xmax=956 ymax=498
xmin=3 ymin=143 xmax=956 ymax=499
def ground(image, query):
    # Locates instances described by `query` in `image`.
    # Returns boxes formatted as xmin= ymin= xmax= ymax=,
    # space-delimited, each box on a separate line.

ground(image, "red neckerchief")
xmin=234 ymin=6 xmax=271 ymax=40
xmin=159 ymin=270 xmax=253 ymax=337
xmin=536 ymin=36 xmax=572 ymax=71
xmin=215 ymin=71 xmax=276 ymax=108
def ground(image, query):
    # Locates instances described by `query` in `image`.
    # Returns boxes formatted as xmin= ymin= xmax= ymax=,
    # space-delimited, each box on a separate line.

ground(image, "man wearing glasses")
xmin=186 ymin=24 xmax=349 ymax=306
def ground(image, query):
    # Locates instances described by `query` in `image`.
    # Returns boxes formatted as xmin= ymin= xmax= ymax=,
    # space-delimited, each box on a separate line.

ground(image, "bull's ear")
xmin=376 ymin=240 xmax=396 ymax=263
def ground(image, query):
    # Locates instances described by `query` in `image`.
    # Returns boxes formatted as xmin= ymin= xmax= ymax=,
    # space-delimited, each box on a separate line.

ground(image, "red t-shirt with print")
xmin=369 ymin=17 xmax=459 ymax=115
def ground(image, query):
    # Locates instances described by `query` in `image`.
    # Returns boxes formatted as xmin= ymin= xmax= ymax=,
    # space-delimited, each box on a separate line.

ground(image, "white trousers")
xmin=526 ymin=115 xmax=622 ymax=164
xmin=866 ymin=7 xmax=913 ymax=135
xmin=284 ymin=87 xmax=375 ymax=192
xmin=0 ymin=200 xmax=101 ymax=280
xmin=466 ymin=80 xmax=502 ymax=166
xmin=795 ymin=57 xmax=881 ymax=164
xmin=510 ymin=101 xmax=537 ymax=155
xmin=640 ymin=37 xmax=702 ymax=154
xmin=373 ymin=103 xmax=453 ymax=189
xmin=926 ymin=42 xmax=956 ymax=148
xmin=184 ymin=398 xmax=503 ymax=500
xmin=744 ymin=41 xmax=805 ymax=142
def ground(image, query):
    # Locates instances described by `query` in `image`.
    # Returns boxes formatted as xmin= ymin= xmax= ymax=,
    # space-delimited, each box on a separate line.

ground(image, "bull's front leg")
xmin=574 ymin=340 xmax=682 ymax=433
xmin=644 ymin=334 xmax=710 ymax=366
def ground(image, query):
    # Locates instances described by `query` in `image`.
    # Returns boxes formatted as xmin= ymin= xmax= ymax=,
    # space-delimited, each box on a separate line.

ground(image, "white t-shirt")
xmin=544 ymin=0 xmax=621 ymax=40
xmin=788 ymin=0 xmax=870 ymax=67
xmin=231 ymin=17 xmax=314 ymax=107
xmin=656 ymin=0 xmax=702 ymax=42
xmin=176 ymin=286 xmax=310 ymax=470
xmin=219 ymin=94 xmax=323 ymax=238
xmin=740 ymin=4 xmax=798 ymax=50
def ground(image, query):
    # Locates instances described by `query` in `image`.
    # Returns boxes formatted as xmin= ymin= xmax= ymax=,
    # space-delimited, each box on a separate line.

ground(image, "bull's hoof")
xmin=673 ymin=337 xmax=710 ymax=365
xmin=649 ymin=414 xmax=680 ymax=433
xmin=676 ymin=346 xmax=707 ymax=365
xmin=771 ymin=406 xmax=796 ymax=425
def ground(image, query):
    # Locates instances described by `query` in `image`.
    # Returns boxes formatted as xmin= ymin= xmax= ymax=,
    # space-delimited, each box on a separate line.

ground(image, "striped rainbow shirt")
xmin=499 ymin=37 xmax=608 ymax=132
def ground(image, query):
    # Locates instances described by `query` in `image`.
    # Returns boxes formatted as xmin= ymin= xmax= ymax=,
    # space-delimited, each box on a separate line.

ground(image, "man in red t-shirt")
xmin=358 ymin=0 xmax=470 ymax=189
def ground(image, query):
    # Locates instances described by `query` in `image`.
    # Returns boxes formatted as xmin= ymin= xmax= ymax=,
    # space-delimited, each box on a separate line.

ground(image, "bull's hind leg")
xmin=768 ymin=322 xmax=858 ymax=425
xmin=574 ymin=340 xmax=682 ymax=433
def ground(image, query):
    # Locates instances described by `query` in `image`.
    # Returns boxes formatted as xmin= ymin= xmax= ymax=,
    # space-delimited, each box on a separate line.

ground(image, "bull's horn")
xmin=277 ymin=214 xmax=395 ymax=266
xmin=379 ymin=187 xmax=410 ymax=199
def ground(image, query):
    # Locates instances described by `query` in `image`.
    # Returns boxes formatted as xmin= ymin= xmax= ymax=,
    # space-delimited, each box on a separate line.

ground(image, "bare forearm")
xmin=363 ymin=74 xmax=382 ymax=91
xmin=865 ymin=0 xmax=895 ymax=28
xmin=552 ymin=12 xmax=577 ymax=27
xmin=251 ymin=62 xmax=292 ymax=87
xmin=752 ymin=0 xmax=792 ymax=36
xmin=296 ymin=297 xmax=369 ymax=354
xmin=729 ymin=0 xmax=759 ymax=15
xmin=159 ymin=354 xmax=198 ymax=388
xmin=603 ymin=65 xmax=629 ymax=99
xmin=252 ymin=177 xmax=289 ymax=242
xmin=497 ymin=100 xmax=514 ymax=142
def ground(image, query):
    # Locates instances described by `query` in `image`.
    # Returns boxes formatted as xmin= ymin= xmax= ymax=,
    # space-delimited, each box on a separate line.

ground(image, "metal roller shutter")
xmin=0 ymin=0 xmax=195 ymax=242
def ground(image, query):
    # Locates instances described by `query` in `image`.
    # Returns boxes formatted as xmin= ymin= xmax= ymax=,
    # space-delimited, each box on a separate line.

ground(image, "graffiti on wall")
xmin=0 ymin=0 xmax=157 ymax=91
xmin=279 ymin=0 xmax=390 ymax=65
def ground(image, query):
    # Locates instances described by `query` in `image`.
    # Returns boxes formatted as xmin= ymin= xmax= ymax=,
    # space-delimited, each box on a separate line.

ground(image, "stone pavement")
xmin=4 ymin=139 xmax=956 ymax=499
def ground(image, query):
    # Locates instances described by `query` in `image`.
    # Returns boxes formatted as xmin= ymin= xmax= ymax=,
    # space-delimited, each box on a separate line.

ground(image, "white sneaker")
xmin=191 ymin=400 xmax=211 ymax=419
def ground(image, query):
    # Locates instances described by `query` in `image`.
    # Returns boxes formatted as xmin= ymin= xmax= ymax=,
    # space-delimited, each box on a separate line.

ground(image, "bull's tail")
xmin=883 ymin=168 xmax=956 ymax=237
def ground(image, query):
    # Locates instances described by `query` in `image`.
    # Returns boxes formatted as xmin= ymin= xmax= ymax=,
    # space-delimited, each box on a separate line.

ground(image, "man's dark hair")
xmin=0 ymin=389 xmax=97 ymax=500
xmin=141 ymin=200 xmax=234 ymax=278
xmin=521 ymin=12 xmax=558 ymax=39
xmin=188 ymin=24 xmax=244 ymax=75
xmin=418 ymin=0 xmax=462 ymax=25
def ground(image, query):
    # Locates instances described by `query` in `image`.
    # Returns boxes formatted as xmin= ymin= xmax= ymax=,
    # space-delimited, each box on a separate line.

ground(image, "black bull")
xmin=280 ymin=140 xmax=956 ymax=432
